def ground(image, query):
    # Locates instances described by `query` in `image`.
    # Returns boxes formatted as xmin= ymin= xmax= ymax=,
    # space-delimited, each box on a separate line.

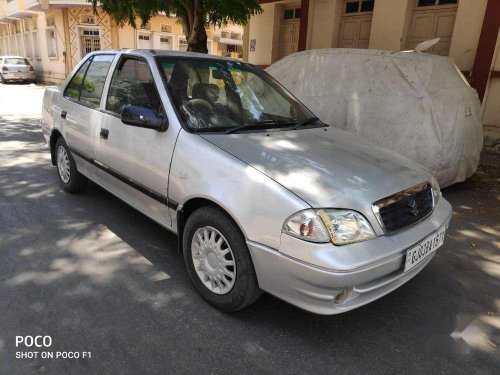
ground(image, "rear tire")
xmin=55 ymin=137 xmax=87 ymax=193
xmin=0 ymin=74 xmax=5 ymax=84
xmin=183 ymin=206 xmax=262 ymax=312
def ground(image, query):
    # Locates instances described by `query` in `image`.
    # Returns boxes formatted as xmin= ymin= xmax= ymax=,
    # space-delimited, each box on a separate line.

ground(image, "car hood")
xmin=200 ymin=126 xmax=431 ymax=211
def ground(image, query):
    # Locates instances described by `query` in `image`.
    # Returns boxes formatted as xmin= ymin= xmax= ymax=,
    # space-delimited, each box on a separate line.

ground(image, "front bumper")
xmin=247 ymin=198 xmax=452 ymax=315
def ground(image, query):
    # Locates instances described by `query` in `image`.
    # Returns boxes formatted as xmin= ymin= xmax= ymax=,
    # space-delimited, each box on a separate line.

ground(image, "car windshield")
xmin=156 ymin=57 xmax=319 ymax=133
xmin=4 ymin=58 xmax=29 ymax=65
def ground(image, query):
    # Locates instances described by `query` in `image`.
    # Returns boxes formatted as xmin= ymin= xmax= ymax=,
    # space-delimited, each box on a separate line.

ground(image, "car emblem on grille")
xmin=407 ymin=199 xmax=419 ymax=216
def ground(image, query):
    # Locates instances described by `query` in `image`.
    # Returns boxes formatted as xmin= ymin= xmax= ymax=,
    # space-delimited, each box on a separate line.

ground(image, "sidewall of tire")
xmin=55 ymin=137 xmax=87 ymax=193
xmin=183 ymin=206 xmax=261 ymax=312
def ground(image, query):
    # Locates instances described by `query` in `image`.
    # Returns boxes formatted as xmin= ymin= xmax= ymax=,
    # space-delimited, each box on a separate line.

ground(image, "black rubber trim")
xmin=68 ymin=147 xmax=178 ymax=210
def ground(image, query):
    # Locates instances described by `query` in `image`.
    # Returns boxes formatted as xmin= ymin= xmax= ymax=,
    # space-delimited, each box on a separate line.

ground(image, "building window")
xmin=160 ymin=23 xmax=172 ymax=33
xmin=81 ymin=14 xmax=96 ymax=25
xmin=16 ymin=34 xmax=22 ymax=55
xmin=283 ymin=8 xmax=301 ymax=20
xmin=140 ymin=22 xmax=151 ymax=30
xmin=344 ymin=0 xmax=375 ymax=14
xmin=137 ymin=33 xmax=151 ymax=49
xmin=46 ymin=28 xmax=58 ymax=58
xmin=46 ymin=16 xmax=55 ymax=28
xmin=24 ymin=32 xmax=32 ymax=58
xmin=225 ymin=44 xmax=243 ymax=59
xmin=80 ymin=29 xmax=101 ymax=58
xmin=178 ymin=37 xmax=188 ymax=52
xmin=417 ymin=0 xmax=457 ymax=6
xmin=159 ymin=36 xmax=172 ymax=50
xmin=32 ymin=30 xmax=40 ymax=59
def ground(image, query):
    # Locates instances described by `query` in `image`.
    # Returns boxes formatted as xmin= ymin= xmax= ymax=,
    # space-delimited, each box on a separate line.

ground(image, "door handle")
xmin=60 ymin=110 xmax=67 ymax=119
xmin=100 ymin=128 xmax=109 ymax=140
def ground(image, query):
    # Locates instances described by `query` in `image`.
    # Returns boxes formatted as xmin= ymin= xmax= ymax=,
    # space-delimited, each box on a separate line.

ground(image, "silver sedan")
xmin=41 ymin=50 xmax=452 ymax=314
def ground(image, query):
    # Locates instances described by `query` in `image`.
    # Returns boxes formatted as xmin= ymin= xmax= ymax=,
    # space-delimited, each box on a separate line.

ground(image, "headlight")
xmin=282 ymin=209 xmax=376 ymax=245
xmin=281 ymin=209 xmax=330 ymax=243
xmin=430 ymin=177 xmax=441 ymax=204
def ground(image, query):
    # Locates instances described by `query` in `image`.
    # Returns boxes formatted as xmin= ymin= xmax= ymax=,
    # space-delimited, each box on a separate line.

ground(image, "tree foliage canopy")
xmin=90 ymin=0 xmax=262 ymax=53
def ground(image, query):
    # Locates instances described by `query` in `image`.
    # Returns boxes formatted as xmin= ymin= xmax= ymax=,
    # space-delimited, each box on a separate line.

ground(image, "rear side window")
xmin=64 ymin=55 xmax=114 ymax=108
xmin=79 ymin=55 xmax=114 ymax=109
xmin=4 ymin=58 xmax=29 ymax=65
xmin=106 ymin=57 xmax=163 ymax=115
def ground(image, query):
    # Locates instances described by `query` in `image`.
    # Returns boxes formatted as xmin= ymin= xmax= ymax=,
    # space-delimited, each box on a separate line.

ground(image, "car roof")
xmin=90 ymin=49 xmax=242 ymax=63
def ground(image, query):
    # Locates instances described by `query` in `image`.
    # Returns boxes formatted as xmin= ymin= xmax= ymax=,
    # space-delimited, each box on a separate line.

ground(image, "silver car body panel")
xmin=201 ymin=129 xmax=433 ymax=237
xmin=40 ymin=50 xmax=453 ymax=314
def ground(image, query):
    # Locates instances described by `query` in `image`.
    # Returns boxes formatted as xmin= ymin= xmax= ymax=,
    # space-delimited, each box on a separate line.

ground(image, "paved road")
xmin=0 ymin=83 xmax=499 ymax=374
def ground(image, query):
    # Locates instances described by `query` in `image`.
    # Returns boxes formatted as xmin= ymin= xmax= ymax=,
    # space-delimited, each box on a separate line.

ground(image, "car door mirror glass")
xmin=120 ymin=104 xmax=168 ymax=132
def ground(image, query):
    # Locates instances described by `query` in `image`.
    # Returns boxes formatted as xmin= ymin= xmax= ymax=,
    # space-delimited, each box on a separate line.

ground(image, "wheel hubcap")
xmin=191 ymin=226 xmax=236 ymax=295
xmin=57 ymin=145 xmax=71 ymax=184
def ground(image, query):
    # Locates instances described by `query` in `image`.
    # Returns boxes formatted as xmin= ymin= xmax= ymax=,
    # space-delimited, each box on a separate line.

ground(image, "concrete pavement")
xmin=0 ymin=83 xmax=499 ymax=374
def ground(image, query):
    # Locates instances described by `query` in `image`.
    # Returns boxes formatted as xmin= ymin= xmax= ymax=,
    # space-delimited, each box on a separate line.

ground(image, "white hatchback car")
xmin=41 ymin=50 xmax=452 ymax=314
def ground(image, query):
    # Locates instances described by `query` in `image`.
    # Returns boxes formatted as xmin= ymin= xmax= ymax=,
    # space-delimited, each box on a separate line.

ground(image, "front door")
xmin=94 ymin=56 xmax=177 ymax=228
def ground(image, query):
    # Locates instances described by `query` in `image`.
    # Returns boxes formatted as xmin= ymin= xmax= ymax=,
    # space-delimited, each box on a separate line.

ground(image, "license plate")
xmin=404 ymin=226 xmax=447 ymax=273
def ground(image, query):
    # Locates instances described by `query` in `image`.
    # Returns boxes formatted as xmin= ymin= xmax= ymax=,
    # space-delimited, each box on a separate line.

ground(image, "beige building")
xmin=0 ymin=0 xmax=243 ymax=84
xmin=245 ymin=0 xmax=500 ymax=144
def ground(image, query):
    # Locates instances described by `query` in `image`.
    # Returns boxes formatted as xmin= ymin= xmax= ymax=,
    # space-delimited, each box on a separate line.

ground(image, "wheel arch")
xmin=49 ymin=129 xmax=63 ymax=166
xmin=176 ymin=197 xmax=247 ymax=253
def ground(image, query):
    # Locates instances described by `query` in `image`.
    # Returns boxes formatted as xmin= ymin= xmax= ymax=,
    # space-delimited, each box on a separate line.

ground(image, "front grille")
xmin=373 ymin=182 xmax=434 ymax=233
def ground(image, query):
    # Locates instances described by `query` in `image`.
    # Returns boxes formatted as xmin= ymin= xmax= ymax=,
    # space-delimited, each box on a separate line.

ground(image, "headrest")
xmin=192 ymin=83 xmax=220 ymax=103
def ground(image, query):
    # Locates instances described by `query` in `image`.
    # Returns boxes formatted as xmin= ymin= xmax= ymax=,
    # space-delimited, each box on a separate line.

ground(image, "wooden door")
xmin=406 ymin=0 xmax=458 ymax=55
xmin=279 ymin=20 xmax=299 ymax=59
xmin=338 ymin=1 xmax=374 ymax=49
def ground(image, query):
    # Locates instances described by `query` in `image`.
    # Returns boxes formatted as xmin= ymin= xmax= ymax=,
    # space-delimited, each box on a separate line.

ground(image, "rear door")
xmin=94 ymin=55 xmax=178 ymax=228
xmin=60 ymin=54 xmax=115 ymax=160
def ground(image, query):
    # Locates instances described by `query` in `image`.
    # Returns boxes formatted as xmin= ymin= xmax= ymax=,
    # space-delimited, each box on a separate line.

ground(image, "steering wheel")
xmin=183 ymin=99 xmax=213 ymax=115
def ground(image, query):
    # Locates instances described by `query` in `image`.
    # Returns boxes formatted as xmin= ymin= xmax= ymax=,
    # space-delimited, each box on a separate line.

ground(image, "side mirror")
xmin=120 ymin=104 xmax=168 ymax=132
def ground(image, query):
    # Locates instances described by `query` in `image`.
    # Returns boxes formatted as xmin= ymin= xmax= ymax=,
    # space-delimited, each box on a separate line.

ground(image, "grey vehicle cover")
xmin=266 ymin=48 xmax=483 ymax=187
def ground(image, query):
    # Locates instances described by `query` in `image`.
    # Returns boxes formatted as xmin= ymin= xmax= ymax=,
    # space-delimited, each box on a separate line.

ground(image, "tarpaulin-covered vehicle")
xmin=266 ymin=48 xmax=483 ymax=187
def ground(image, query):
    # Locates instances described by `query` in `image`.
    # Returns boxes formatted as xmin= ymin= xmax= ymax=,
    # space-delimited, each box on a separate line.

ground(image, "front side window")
xmin=106 ymin=57 xmax=163 ymax=115
xmin=157 ymin=57 xmax=316 ymax=133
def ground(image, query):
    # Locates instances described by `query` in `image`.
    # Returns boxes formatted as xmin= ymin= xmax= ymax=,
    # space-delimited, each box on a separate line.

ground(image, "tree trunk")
xmin=187 ymin=27 xmax=208 ymax=53
xmin=180 ymin=4 xmax=208 ymax=54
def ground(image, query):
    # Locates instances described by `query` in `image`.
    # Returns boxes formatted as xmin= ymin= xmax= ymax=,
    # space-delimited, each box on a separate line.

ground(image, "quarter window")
xmin=106 ymin=57 xmax=163 ymax=115
xmin=63 ymin=54 xmax=114 ymax=107
xmin=79 ymin=55 xmax=114 ymax=109
xmin=64 ymin=58 xmax=91 ymax=100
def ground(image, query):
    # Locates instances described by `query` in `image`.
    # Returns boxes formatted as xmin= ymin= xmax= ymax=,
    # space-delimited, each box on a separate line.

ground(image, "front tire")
xmin=55 ymin=137 xmax=87 ymax=193
xmin=183 ymin=206 xmax=262 ymax=312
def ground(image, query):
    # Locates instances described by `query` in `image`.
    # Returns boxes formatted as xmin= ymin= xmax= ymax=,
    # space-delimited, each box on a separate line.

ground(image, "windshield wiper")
xmin=225 ymin=119 xmax=296 ymax=135
xmin=290 ymin=117 xmax=322 ymax=130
